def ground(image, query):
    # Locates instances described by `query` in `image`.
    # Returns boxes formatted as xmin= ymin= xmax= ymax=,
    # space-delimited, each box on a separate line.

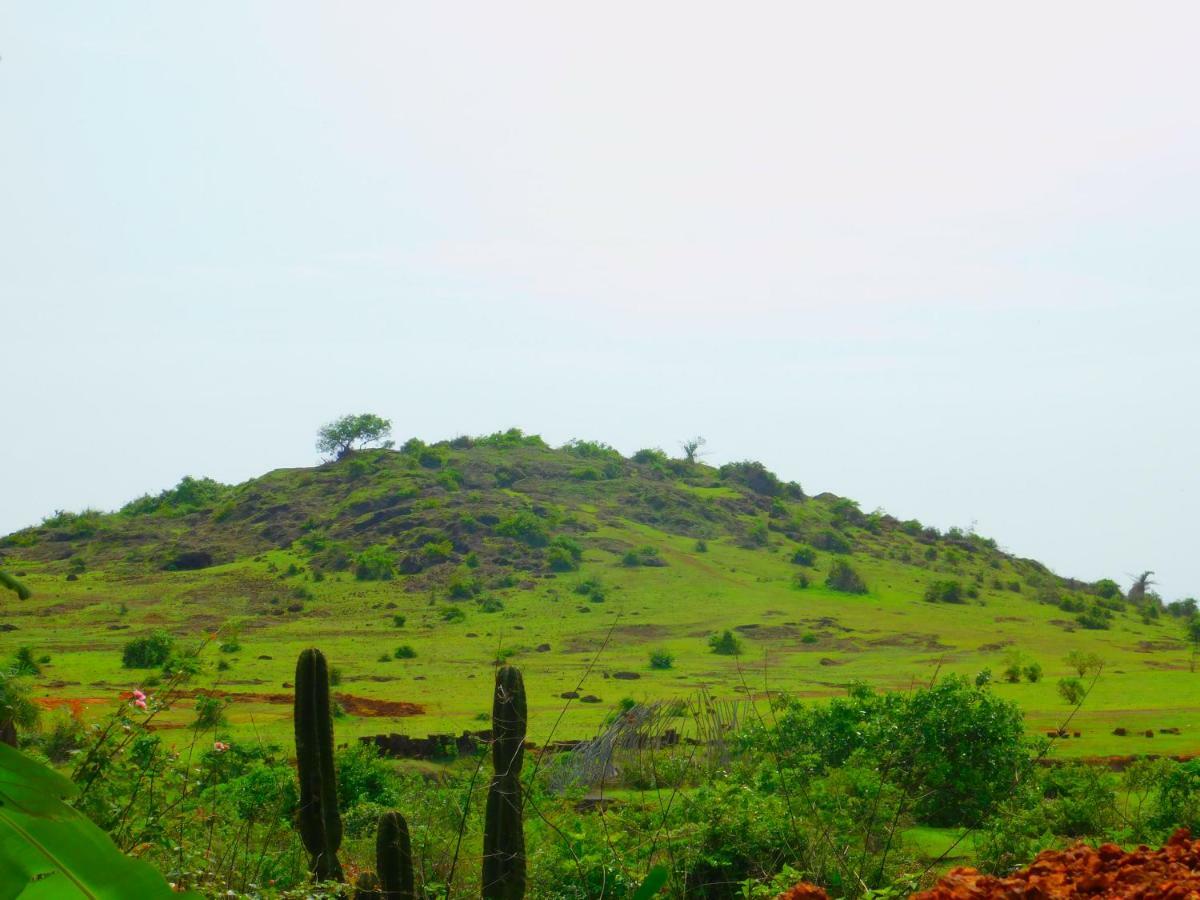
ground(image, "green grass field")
xmin=1 ymin=435 xmax=1195 ymax=759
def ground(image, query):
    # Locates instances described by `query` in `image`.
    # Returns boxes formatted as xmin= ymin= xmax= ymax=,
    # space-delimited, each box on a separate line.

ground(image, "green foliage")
xmin=547 ymin=535 xmax=584 ymax=572
xmin=121 ymin=631 xmax=175 ymax=669
xmin=317 ymin=413 xmax=394 ymax=460
xmin=708 ymin=630 xmax=742 ymax=656
xmin=1023 ymin=661 xmax=1044 ymax=683
xmin=121 ymin=475 xmax=230 ymax=517
xmin=811 ymin=529 xmax=851 ymax=553
xmin=766 ymin=676 xmax=1031 ymax=827
xmin=790 ymin=545 xmax=816 ymax=567
xmin=193 ymin=693 xmax=228 ymax=730
xmin=718 ymin=460 xmax=783 ymax=496
xmin=1064 ymin=650 xmax=1103 ymax=677
xmin=825 ymin=560 xmax=867 ymax=594
xmin=495 ymin=511 xmax=550 ymax=547
xmin=0 ymin=570 xmax=32 ymax=600
xmin=394 ymin=645 xmax=417 ymax=659
xmin=1093 ymin=578 xmax=1123 ymax=600
xmin=0 ymin=742 xmax=194 ymax=897
xmin=648 ymin=649 xmax=674 ymax=670
xmin=355 ymin=544 xmax=397 ymax=581
xmin=293 ymin=648 xmax=344 ymax=882
xmin=440 ymin=606 xmax=466 ymax=623
xmin=621 ymin=546 xmax=663 ymax=567
xmin=924 ymin=579 xmax=964 ymax=604
xmin=1057 ymin=676 xmax=1087 ymax=705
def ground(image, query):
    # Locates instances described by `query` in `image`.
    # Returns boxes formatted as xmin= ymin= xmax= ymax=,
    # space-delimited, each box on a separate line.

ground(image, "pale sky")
xmin=2 ymin=3 xmax=1198 ymax=599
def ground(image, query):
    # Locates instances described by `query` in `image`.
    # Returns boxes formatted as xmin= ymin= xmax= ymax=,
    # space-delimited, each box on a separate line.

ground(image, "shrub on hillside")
xmin=826 ymin=560 xmax=867 ymax=594
xmin=649 ymin=649 xmax=675 ymax=670
xmin=547 ymin=535 xmax=584 ymax=572
xmin=355 ymin=545 xmax=396 ymax=581
xmin=708 ymin=630 xmax=743 ymax=656
xmin=1023 ymin=662 xmax=1043 ymax=683
xmin=440 ymin=606 xmax=466 ymax=623
xmin=924 ymin=579 xmax=965 ymax=604
xmin=791 ymin=572 xmax=810 ymax=590
xmin=790 ymin=545 xmax=816 ymax=567
xmin=811 ymin=529 xmax=852 ymax=554
xmin=122 ymin=631 xmax=175 ymax=668
xmin=622 ymin=546 xmax=665 ymax=567
xmin=474 ymin=427 xmax=547 ymax=449
xmin=394 ymin=645 xmax=417 ymax=659
xmin=1058 ymin=677 xmax=1086 ymax=705
xmin=718 ymin=460 xmax=783 ymax=496
xmin=495 ymin=510 xmax=550 ymax=547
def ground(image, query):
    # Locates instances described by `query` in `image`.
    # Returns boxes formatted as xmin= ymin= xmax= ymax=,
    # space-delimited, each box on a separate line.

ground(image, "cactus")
xmin=377 ymin=811 xmax=416 ymax=899
xmin=294 ymin=648 xmax=344 ymax=883
xmin=482 ymin=665 xmax=527 ymax=899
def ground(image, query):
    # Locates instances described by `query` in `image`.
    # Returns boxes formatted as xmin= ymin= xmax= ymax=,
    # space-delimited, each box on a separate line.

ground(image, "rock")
xmin=536 ymin=643 xmax=551 ymax=652
xmin=560 ymin=691 xmax=580 ymax=699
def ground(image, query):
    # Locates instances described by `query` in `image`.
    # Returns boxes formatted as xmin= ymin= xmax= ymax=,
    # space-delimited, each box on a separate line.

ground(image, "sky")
xmin=2 ymin=3 xmax=1198 ymax=600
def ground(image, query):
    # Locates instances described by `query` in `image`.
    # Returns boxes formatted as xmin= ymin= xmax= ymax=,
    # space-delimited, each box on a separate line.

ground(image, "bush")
xmin=1058 ymin=676 xmax=1086 ymax=705
xmin=767 ymin=676 xmax=1031 ymax=826
xmin=394 ymin=645 xmax=417 ymax=659
xmin=1023 ymin=662 xmax=1043 ymax=683
xmin=826 ymin=560 xmax=867 ymax=594
xmin=811 ymin=529 xmax=852 ymax=554
xmin=193 ymin=693 xmax=228 ymax=730
xmin=547 ymin=535 xmax=584 ymax=572
xmin=718 ymin=460 xmax=783 ymax=496
xmin=392 ymin=614 xmax=406 ymax=628
xmin=649 ymin=649 xmax=675 ymax=670
xmin=924 ymin=579 xmax=964 ymax=604
xmin=495 ymin=511 xmax=550 ymax=547
xmin=694 ymin=539 xmax=708 ymax=553
xmin=122 ymin=631 xmax=175 ymax=668
xmin=440 ymin=606 xmax=466 ymax=623
xmin=790 ymin=545 xmax=816 ymax=567
xmin=708 ymin=630 xmax=742 ymax=656
xmin=478 ymin=597 xmax=504 ymax=613
xmin=791 ymin=572 xmax=810 ymax=590
xmin=355 ymin=545 xmax=396 ymax=581
xmin=622 ymin=546 xmax=664 ymax=568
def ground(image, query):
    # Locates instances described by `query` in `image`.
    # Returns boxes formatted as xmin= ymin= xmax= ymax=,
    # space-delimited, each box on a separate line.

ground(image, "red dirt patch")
xmin=34 ymin=697 xmax=112 ymax=718
xmin=782 ymin=830 xmax=1200 ymax=899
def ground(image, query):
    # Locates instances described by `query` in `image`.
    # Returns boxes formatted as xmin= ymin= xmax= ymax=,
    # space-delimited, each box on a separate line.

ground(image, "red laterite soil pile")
xmin=780 ymin=829 xmax=1200 ymax=899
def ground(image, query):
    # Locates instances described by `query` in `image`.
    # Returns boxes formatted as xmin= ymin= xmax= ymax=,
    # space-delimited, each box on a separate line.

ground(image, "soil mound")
xmin=778 ymin=829 xmax=1200 ymax=900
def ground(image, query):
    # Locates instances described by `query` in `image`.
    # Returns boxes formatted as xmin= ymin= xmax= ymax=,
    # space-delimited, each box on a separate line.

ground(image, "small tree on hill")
xmin=1186 ymin=616 xmax=1200 ymax=673
xmin=316 ymin=413 xmax=394 ymax=461
xmin=680 ymin=436 xmax=707 ymax=464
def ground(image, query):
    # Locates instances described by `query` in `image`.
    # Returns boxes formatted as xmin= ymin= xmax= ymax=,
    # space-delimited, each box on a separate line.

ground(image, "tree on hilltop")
xmin=680 ymin=436 xmax=707 ymax=464
xmin=316 ymin=413 xmax=394 ymax=461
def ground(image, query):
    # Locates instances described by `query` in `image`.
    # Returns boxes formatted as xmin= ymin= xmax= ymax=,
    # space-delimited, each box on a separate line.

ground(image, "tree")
xmin=316 ymin=413 xmax=394 ymax=461
xmin=1186 ymin=616 xmax=1200 ymax=673
xmin=1128 ymin=570 xmax=1155 ymax=605
xmin=1064 ymin=650 xmax=1103 ymax=678
xmin=680 ymin=436 xmax=707 ymax=464
xmin=1057 ymin=677 xmax=1087 ymax=706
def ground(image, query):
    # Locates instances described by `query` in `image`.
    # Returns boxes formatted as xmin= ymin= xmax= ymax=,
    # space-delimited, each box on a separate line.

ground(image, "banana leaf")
xmin=0 ymin=742 xmax=197 ymax=898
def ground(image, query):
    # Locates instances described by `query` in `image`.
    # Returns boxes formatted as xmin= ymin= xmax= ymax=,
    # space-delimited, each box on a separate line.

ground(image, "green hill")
xmin=1 ymin=429 xmax=1193 ymax=755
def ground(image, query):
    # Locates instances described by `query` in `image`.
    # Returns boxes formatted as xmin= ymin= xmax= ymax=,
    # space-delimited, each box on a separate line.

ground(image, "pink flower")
xmin=133 ymin=698 xmax=147 ymax=710
xmin=132 ymin=689 xmax=146 ymax=701
xmin=213 ymin=741 xmax=229 ymax=753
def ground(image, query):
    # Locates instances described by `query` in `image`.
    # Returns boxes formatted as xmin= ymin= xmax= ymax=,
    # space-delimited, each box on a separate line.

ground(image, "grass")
xmin=1 ymin=437 xmax=1195 ymax=757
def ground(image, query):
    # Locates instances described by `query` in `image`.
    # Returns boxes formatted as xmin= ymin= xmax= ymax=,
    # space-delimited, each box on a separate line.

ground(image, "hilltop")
xmin=0 ymin=429 xmax=1194 ymax=754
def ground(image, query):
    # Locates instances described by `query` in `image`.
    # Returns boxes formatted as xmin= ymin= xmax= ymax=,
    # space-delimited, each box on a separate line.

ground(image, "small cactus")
xmin=294 ymin=648 xmax=344 ymax=883
xmin=377 ymin=811 xmax=416 ymax=899
xmin=482 ymin=665 xmax=527 ymax=899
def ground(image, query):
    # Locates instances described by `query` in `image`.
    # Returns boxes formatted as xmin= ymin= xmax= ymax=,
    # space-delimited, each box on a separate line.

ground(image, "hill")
xmin=0 ymin=429 xmax=1194 ymax=755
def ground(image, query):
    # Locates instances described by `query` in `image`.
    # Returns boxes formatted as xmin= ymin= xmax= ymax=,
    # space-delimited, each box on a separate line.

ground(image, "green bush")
xmin=708 ymin=630 xmax=742 ymax=656
xmin=811 ymin=529 xmax=851 ymax=554
xmin=825 ymin=560 xmax=867 ymax=594
xmin=122 ymin=631 xmax=175 ymax=669
xmin=924 ymin=579 xmax=964 ymax=604
xmin=440 ymin=606 xmax=466 ymax=623
xmin=1057 ymin=676 xmax=1086 ymax=705
xmin=790 ymin=546 xmax=816 ymax=567
xmin=791 ymin=572 xmax=810 ymax=590
xmin=479 ymin=597 xmax=504 ymax=613
xmin=495 ymin=511 xmax=550 ymax=547
xmin=649 ymin=649 xmax=674 ymax=670
xmin=1023 ymin=662 xmax=1043 ymax=683
xmin=392 ymin=614 xmax=406 ymax=627
xmin=193 ymin=693 xmax=228 ymax=730
xmin=355 ymin=545 xmax=396 ymax=581
xmin=394 ymin=645 xmax=417 ymax=659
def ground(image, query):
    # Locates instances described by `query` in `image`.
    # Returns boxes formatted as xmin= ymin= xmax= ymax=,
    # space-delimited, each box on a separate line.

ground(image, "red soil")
xmin=779 ymin=830 xmax=1200 ymax=900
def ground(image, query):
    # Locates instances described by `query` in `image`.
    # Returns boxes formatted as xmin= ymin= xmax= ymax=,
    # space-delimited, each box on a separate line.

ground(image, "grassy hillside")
xmin=1 ymin=430 xmax=1194 ymax=756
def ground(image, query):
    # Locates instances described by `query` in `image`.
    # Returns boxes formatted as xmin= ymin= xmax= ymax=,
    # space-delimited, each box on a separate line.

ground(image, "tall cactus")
xmin=377 ymin=810 xmax=416 ymax=899
xmin=482 ymin=665 xmax=527 ymax=899
xmin=294 ymin=648 xmax=344 ymax=883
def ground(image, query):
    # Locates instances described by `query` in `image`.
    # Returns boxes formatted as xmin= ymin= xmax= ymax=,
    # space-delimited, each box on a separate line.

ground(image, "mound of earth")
xmin=778 ymin=829 xmax=1200 ymax=899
